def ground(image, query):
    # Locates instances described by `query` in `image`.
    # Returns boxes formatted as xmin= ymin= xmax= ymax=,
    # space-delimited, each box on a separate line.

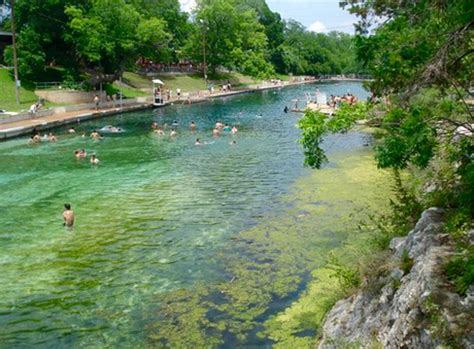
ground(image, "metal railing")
xmin=34 ymin=81 xmax=85 ymax=90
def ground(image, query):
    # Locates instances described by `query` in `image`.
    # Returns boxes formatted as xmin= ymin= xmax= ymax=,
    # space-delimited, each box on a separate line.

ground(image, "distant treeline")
xmin=0 ymin=0 xmax=363 ymax=83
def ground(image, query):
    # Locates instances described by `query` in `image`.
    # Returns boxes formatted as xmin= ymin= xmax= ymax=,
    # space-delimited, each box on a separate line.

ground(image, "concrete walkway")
xmin=0 ymin=103 xmax=150 ymax=141
xmin=0 ymin=79 xmax=318 ymax=141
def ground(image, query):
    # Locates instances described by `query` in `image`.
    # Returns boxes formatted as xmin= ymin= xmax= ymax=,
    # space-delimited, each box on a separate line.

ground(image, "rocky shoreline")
xmin=318 ymin=208 xmax=474 ymax=348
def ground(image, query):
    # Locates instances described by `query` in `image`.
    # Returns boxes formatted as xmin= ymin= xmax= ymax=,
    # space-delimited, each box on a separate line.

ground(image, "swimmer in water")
xmin=63 ymin=203 xmax=74 ymax=227
xmin=170 ymin=129 xmax=177 ymax=137
xmin=75 ymin=149 xmax=87 ymax=158
xmin=154 ymin=128 xmax=165 ymax=136
xmin=189 ymin=121 xmax=196 ymax=131
xmin=90 ymin=154 xmax=100 ymax=164
xmin=68 ymin=127 xmax=76 ymax=134
xmin=172 ymin=120 xmax=179 ymax=126
xmin=154 ymin=127 xmax=165 ymax=135
xmin=231 ymin=126 xmax=238 ymax=134
xmin=90 ymin=130 xmax=103 ymax=140
xmin=230 ymin=140 xmax=237 ymax=145
xmin=223 ymin=124 xmax=231 ymax=132
xmin=48 ymin=133 xmax=57 ymax=142
xmin=195 ymin=138 xmax=202 ymax=145
xmin=151 ymin=122 xmax=158 ymax=130
xmin=81 ymin=132 xmax=86 ymax=138
xmin=212 ymin=128 xmax=220 ymax=136
xmin=33 ymin=134 xmax=42 ymax=143
xmin=215 ymin=121 xmax=223 ymax=129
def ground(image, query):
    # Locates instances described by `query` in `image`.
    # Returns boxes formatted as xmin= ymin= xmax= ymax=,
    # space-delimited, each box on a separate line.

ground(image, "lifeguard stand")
xmin=152 ymin=79 xmax=165 ymax=106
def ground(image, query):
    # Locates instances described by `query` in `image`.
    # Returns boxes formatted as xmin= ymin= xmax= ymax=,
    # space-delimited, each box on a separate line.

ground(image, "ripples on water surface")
xmin=0 ymin=82 xmax=370 ymax=347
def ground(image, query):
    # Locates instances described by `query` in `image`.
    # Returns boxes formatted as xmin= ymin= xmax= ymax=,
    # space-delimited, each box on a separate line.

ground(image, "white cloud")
xmin=308 ymin=20 xmax=327 ymax=33
xmin=179 ymin=0 xmax=196 ymax=13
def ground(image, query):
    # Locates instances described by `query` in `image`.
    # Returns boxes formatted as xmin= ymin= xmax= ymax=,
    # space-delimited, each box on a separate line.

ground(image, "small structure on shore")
xmin=152 ymin=79 xmax=165 ymax=106
xmin=291 ymin=91 xmax=335 ymax=115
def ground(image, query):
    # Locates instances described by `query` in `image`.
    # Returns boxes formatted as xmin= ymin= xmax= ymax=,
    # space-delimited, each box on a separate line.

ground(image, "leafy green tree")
xmin=65 ymin=0 xmax=171 ymax=84
xmin=128 ymin=0 xmax=191 ymax=62
xmin=300 ymin=0 xmax=473 ymax=213
xmin=238 ymin=0 xmax=285 ymax=70
xmin=185 ymin=0 xmax=274 ymax=78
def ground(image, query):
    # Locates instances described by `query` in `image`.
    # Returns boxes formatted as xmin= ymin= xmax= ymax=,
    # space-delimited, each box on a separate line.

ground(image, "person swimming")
xmin=189 ymin=121 xmax=196 ymax=131
xmin=90 ymin=130 xmax=103 ymax=140
xmin=75 ymin=149 xmax=87 ymax=158
xmin=63 ymin=203 xmax=74 ymax=227
xmin=154 ymin=128 xmax=165 ymax=135
xmin=230 ymin=140 xmax=237 ymax=145
xmin=231 ymin=126 xmax=238 ymax=134
xmin=223 ymin=124 xmax=231 ymax=132
xmin=172 ymin=120 xmax=179 ymax=126
xmin=90 ymin=154 xmax=100 ymax=164
xmin=48 ymin=133 xmax=57 ymax=142
xmin=68 ymin=127 xmax=76 ymax=134
xmin=100 ymin=125 xmax=123 ymax=133
xmin=170 ymin=129 xmax=177 ymax=137
xmin=151 ymin=122 xmax=158 ymax=130
xmin=284 ymin=106 xmax=289 ymax=113
xmin=195 ymin=138 xmax=202 ymax=145
xmin=215 ymin=121 xmax=223 ymax=129
xmin=212 ymin=128 xmax=220 ymax=136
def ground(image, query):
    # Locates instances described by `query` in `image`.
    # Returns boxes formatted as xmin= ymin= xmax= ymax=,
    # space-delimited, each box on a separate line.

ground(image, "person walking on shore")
xmin=94 ymin=95 xmax=100 ymax=111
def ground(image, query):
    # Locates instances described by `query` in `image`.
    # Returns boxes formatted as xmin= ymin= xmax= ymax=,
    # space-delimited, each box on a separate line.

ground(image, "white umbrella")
xmin=152 ymin=79 xmax=165 ymax=85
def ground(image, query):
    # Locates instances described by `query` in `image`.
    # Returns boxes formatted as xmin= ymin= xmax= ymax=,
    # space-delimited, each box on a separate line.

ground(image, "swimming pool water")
xmin=0 ymin=82 xmax=373 ymax=347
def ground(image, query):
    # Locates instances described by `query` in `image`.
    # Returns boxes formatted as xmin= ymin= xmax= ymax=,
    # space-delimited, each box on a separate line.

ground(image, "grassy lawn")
xmin=0 ymin=68 xmax=40 ymax=113
xmin=1 ymin=67 xmax=271 ymax=114
xmin=122 ymin=71 xmax=262 ymax=94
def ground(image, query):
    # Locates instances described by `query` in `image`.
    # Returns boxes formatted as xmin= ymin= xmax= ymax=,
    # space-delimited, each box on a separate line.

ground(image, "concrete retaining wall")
xmin=35 ymin=90 xmax=107 ymax=104
xmin=0 ymin=97 xmax=152 ymax=125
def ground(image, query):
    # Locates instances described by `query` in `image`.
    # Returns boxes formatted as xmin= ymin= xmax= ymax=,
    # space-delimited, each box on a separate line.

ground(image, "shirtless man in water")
xmin=63 ymin=203 xmax=74 ymax=227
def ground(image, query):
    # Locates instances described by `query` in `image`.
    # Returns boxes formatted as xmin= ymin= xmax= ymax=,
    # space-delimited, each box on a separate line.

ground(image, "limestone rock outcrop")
xmin=318 ymin=208 xmax=474 ymax=348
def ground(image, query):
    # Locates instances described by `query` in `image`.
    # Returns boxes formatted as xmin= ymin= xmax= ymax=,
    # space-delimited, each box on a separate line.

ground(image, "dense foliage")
xmin=1 ymin=0 xmax=362 ymax=83
xmin=300 ymin=0 xmax=473 ymax=209
xmin=298 ymin=0 xmax=473 ymax=296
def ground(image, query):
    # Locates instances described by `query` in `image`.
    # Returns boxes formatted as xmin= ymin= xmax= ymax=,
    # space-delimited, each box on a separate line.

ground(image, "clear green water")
xmin=0 ymin=82 xmax=377 ymax=348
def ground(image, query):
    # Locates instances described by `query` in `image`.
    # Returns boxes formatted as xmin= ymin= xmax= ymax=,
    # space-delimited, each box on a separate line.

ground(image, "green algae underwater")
xmin=0 ymin=82 xmax=392 ymax=348
xmin=147 ymin=148 xmax=392 ymax=349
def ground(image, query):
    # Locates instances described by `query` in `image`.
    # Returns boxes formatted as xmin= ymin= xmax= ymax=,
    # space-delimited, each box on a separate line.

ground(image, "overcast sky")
xmin=179 ymin=0 xmax=357 ymax=34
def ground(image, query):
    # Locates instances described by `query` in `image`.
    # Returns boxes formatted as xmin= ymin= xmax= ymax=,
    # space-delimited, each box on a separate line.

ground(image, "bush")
xmin=400 ymin=249 xmax=414 ymax=274
xmin=327 ymin=253 xmax=361 ymax=292
xmin=444 ymin=248 xmax=474 ymax=296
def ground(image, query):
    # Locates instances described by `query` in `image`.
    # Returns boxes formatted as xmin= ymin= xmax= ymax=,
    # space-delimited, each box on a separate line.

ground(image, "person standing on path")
xmin=94 ymin=95 xmax=100 ymax=111
xmin=176 ymin=88 xmax=181 ymax=100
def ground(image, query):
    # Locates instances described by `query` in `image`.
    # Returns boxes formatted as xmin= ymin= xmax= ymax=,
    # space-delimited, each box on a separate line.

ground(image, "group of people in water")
xmin=28 ymin=126 xmax=104 ymax=164
xmin=151 ymin=119 xmax=239 ymax=145
xmin=328 ymin=93 xmax=358 ymax=108
xmin=28 ymin=117 xmax=240 ymax=170
xmin=27 ymin=131 xmax=58 ymax=143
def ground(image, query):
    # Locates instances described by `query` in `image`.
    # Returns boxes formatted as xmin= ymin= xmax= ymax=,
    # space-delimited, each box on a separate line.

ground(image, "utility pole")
xmin=200 ymin=19 xmax=207 ymax=81
xmin=10 ymin=0 xmax=20 ymax=104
